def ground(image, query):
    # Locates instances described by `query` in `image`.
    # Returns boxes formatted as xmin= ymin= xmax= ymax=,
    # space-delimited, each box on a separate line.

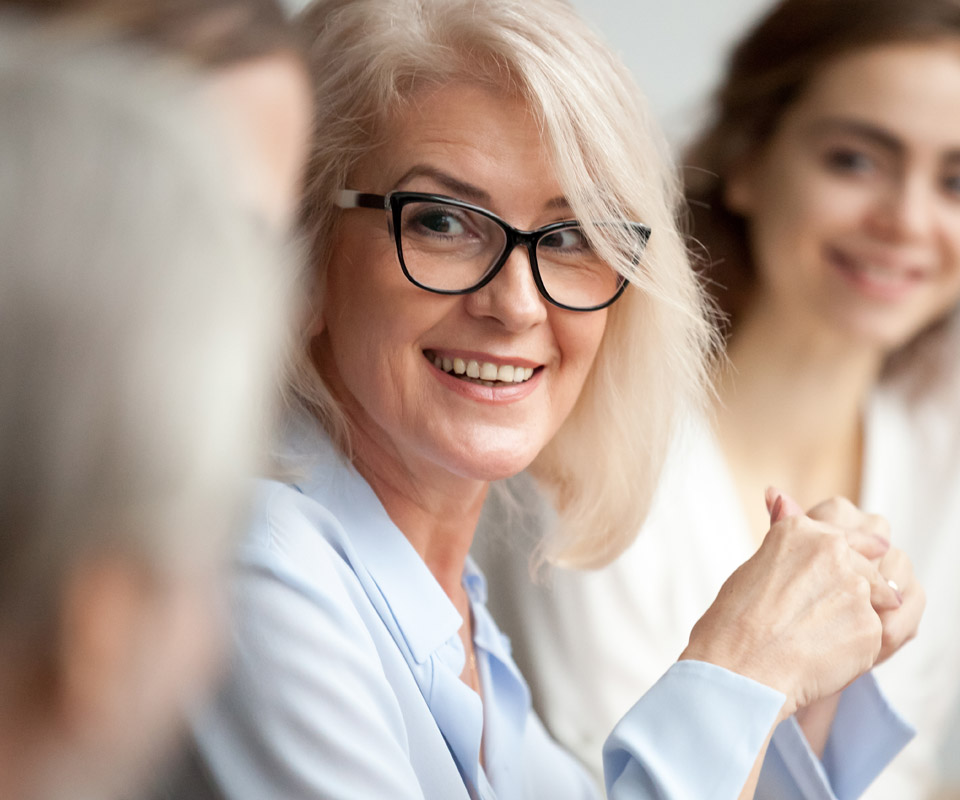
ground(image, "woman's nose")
xmin=463 ymin=244 xmax=548 ymax=330
xmin=867 ymin=172 xmax=937 ymax=243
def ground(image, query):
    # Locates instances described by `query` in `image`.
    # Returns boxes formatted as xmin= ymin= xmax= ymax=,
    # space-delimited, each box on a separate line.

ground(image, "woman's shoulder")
xmin=232 ymin=478 xmax=380 ymax=649
xmin=243 ymin=478 xmax=353 ymax=577
xmin=243 ymin=410 xmax=390 ymax=583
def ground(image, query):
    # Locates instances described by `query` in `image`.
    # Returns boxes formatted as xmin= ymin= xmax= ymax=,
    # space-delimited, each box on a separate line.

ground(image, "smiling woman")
xmin=157 ymin=0 xmax=921 ymax=798
xmin=314 ymin=85 xmax=614 ymax=489
xmin=293 ymin=12 xmax=708 ymax=568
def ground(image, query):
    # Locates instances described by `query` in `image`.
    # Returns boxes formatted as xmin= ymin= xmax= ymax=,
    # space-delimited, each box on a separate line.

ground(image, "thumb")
xmin=765 ymin=486 xmax=805 ymax=522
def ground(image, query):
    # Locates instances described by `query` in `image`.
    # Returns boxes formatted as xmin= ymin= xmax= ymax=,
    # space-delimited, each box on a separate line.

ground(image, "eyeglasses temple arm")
xmin=335 ymin=190 xmax=388 ymax=210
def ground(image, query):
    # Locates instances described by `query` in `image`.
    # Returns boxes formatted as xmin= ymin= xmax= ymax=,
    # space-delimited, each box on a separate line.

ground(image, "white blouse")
xmin=476 ymin=365 xmax=960 ymax=799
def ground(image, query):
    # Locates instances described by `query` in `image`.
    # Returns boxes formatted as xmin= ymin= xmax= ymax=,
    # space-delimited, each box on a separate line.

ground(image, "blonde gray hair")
xmin=293 ymin=0 xmax=715 ymax=568
xmin=0 ymin=22 xmax=293 ymax=638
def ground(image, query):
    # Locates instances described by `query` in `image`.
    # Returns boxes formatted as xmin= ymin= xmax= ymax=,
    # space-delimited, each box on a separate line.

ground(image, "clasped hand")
xmin=680 ymin=489 xmax=925 ymax=720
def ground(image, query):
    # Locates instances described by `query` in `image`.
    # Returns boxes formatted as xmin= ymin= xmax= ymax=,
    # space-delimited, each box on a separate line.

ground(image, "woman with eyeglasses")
xmin=161 ymin=0 xmax=917 ymax=797
xmin=479 ymin=0 xmax=954 ymax=797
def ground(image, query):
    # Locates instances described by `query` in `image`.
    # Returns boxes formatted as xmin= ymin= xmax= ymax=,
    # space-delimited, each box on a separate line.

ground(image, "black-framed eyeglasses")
xmin=335 ymin=190 xmax=651 ymax=312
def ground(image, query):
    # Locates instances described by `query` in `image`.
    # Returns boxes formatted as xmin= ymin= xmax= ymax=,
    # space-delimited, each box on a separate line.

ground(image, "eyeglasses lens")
xmin=397 ymin=199 xmax=624 ymax=309
xmin=535 ymin=225 xmax=623 ymax=309
xmin=398 ymin=201 xmax=505 ymax=291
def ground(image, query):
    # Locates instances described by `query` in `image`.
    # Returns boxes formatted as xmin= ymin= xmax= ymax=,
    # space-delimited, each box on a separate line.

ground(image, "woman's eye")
xmin=414 ymin=208 xmax=467 ymax=235
xmin=541 ymin=228 xmax=588 ymax=251
xmin=941 ymin=173 xmax=960 ymax=199
xmin=824 ymin=147 xmax=875 ymax=175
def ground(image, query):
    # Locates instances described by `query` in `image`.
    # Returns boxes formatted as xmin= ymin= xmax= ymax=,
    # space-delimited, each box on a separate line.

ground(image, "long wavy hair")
xmin=292 ymin=0 xmax=717 ymax=568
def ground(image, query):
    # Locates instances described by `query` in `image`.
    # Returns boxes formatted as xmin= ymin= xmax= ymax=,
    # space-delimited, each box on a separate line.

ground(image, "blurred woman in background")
xmin=480 ymin=0 xmax=958 ymax=797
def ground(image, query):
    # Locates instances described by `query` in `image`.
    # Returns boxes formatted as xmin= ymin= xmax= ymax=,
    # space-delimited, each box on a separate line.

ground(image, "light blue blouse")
xmin=168 ymin=415 xmax=913 ymax=800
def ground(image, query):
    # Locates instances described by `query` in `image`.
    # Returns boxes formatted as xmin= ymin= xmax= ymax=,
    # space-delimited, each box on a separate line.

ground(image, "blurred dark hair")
xmin=2 ymin=0 xmax=303 ymax=67
xmin=684 ymin=0 xmax=960 ymax=333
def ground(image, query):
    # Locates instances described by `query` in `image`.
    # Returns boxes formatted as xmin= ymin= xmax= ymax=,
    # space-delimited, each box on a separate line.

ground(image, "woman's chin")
xmin=442 ymin=441 xmax=540 ymax=483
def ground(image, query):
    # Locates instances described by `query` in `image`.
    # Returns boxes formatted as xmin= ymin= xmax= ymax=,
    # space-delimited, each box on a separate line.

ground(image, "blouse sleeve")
xmin=602 ymin=659 xmax=785 ymax=797
xmin=603 ymin=662 xmax=913 ymax=800
xmin=757 ymin=673 xmax=914 ymax=800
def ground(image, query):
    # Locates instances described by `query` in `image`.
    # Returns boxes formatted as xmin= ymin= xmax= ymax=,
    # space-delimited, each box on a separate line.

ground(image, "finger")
xmin=877 ymin=550 xmax=917 ymax=605
xmin=806 ymin=499 xmax=890 ymax=559
xmin=848 ymin=550 xmax=902 ymax=611
xmin=764 ymin=486 xmax=778 ymax=516
xmin=806 ymin=496 xmax=860 ymax=527
xmin=843 ymin=528 xmax=891 ymax=561
xmin=766 ymin=487 xmax=804 ymax=522
xmin=877 ymin=584 xmax=926 ymax=664
xmin=858 ymin=512 xmax=892 ymax=545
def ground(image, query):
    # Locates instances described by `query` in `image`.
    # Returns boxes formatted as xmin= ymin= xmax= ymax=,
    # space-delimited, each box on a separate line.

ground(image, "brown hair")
xmin=685 ymin=0 xmax=960 ymax=334
xmin=2 ymin=0 xmax=302 ymax=67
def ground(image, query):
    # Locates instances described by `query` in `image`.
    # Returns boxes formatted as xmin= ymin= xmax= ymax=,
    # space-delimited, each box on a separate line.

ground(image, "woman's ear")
xmin=723 ymin=155 xmax=759 ymax=215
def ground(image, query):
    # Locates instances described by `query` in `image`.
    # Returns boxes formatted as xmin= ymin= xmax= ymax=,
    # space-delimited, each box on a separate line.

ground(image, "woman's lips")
xmin=423 ymin=349 xmax=543 ymax=403
xmin=827 ymin=246 xmax=927 ymax=302
xmin=423 ymin=349 xmax=539 ymax=386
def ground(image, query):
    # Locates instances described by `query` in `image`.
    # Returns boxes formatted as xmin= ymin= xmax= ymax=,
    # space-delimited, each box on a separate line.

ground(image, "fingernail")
xmin=874 ymin=534 xmax=891 ymax=550
xmin=887 ymin=578 xmax=903 ymax=604
xmin=770 ymin=495 xmax=783 ymax=522
xmin=764 ymin=486 xmax=779 ymax=513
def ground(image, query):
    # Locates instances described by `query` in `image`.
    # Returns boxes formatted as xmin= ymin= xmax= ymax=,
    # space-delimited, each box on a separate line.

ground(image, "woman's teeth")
xmin=428 ymin=352 xmax=535 ymax=386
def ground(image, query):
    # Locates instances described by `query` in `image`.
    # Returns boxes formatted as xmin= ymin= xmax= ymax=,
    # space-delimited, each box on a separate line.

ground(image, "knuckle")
xmin=866 ymin=512 xmax=891 ymax=538
xmin=885 ymin=547 xmax=906 ymax=569
xmin=820 ymin=496 xmax=842 ymax=514
xmin=880 ymin=618 xmax=898 ymax=648
xmin=824 ymin=534 xmax=849 ymax=562
xmin=853 ymin=574 xmax=873 ymax=602
xmin=771 ymin=516 xmax=804 ymax=545
xmin=810 ymin=496 xmax=844 ymax=521
xmin=833 ymin=495 xmax=856 ymax=511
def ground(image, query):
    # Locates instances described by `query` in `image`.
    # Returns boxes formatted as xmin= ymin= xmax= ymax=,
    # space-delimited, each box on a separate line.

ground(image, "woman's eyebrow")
xmin=394 ymin=165 xmax=493 ymax=204
xmin=394 ymin=164 xmax=569 ymax=210
xmin=810 ymin=117 xmax=960 ymax=164
xmin=808 ymin=117 xmax=904 ymax=156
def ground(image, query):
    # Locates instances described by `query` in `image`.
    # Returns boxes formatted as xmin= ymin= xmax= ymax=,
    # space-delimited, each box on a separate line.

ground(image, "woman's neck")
xmin=715 ymin=300 xmax=884 ymax=541
xmin=349 ymin=427 xmax=487 ymax=601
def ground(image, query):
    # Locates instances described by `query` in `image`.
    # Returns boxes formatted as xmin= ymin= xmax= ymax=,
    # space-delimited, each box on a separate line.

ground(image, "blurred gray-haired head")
xmin=0 ymin=18 xmax=294 ymax=643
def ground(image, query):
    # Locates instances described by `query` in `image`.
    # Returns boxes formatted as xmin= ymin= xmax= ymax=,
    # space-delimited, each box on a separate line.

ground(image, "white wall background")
xmin=284 ymin=0 xmax=778 ymax=147
xmin=569 ymin=0 xmax=776 ymax=147
xmin=282 ymin=0 xmax=960 ymax=784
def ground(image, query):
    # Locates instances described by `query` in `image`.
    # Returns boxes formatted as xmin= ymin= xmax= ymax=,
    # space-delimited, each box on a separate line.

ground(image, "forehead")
xmin=783 ymin=40 xmax=960 ymax=150
xmin=351 ymin=82 xmax=560 ymax=208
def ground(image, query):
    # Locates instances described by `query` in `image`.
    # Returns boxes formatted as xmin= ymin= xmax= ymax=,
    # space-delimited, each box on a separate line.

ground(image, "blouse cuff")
xmin=757 ymin=672 xmax=915 ymax=800
xmin=603 ymin=659 xmax=785 ymax=798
